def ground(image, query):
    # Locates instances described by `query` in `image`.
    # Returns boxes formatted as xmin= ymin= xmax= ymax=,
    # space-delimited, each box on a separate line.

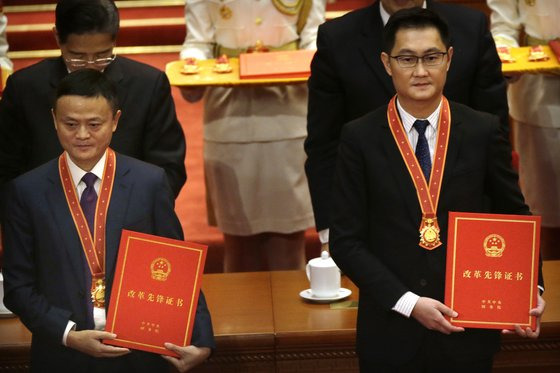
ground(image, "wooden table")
xmin=1 ymin=262 xmax=559 ymax=372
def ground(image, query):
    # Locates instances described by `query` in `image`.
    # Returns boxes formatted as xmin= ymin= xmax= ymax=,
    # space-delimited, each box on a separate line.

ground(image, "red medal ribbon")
xmin=387 ymin=95 xmax=451 ymax=250
xmin=59 ymin=148 xmax=116 ymax=305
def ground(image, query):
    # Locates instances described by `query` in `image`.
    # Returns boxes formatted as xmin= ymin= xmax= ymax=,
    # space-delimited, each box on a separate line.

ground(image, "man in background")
xmin=305 ymin=0 xmax=508 ymax=249
xmin=0 ymin=0 xmax=186 ymax=204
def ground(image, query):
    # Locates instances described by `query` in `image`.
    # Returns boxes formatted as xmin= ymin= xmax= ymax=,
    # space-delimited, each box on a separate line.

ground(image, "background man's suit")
xmin=2 ymin=154 xmax=213 ymax=372
xmin=305 ymin=0 xmax=508 ymax=230
xmin=0 ymin=56 xmax=186 ymax=198
xmin=330 ymin=102 xmax=535 ymax=364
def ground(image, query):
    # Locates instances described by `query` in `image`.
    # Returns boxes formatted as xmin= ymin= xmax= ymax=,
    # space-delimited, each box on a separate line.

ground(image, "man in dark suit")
xmin=305 ymin=0 xmax=508 ymax=246
xmin=2 ymin=69 xmax=213 ymax=373
xmin=330 ymin=8 xmax=544 ymax=372
xmin=0 ymin=0 xmax=186 ymax=201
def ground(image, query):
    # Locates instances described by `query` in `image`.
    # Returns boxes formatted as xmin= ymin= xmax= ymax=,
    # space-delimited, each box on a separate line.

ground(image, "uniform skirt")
xmin=203 ymin=137 xmax=315 ymax=235
xmin=514 ymin=120 xmax=560 ymax=227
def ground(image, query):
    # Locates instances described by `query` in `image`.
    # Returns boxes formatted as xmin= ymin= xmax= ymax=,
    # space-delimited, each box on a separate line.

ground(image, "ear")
xmin=51 ymin=108 xmax=58 ymax=131
xmin=53 ymin=27 xmax=61 ymax=48
xmin=112 ymin=110 xmax=121 ymax=133
xmin=381 ymin=52 xmax=392 ymax=76
xmin=446 ymin=46 xmax=453 ymax=72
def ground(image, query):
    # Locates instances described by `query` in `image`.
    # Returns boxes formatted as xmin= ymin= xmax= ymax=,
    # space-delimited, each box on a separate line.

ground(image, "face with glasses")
xmin=381 ymin=27 xmax=453 ymax=117
xmin=54 ymin=31 xmax=116 ymax=72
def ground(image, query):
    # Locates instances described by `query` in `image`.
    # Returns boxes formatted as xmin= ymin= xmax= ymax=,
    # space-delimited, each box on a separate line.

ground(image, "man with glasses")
xmin=0 ymin=0 xmax=186 ymax=206
xmin=329 ymin=7 xmax=544 ymax=372
xmin=305 ymin=0 xmax=508 ymax=253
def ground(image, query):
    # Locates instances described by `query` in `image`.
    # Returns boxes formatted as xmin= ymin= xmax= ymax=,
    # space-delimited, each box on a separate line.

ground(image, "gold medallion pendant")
xmin=419 ymin=217 xmax=442 ymax=250
xmin=219 ymin=5 xmax=232 ymax=20
xmin=525 ymin=0 xmax=536 ymax=7
xmin=91 ymin=278 xmax=106 ymax=308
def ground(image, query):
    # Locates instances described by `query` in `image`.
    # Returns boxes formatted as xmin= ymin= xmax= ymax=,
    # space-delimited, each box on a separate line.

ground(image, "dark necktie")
xmin=413 ymin=119 xmax=432 ymax=182
xmin=80 ymin=172 xmax=98 ymax=235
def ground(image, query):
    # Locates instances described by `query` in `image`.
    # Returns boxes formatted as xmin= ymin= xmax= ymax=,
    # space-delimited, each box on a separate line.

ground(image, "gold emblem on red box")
xmin=484 ymin=234 xmax=506 ymax=257
xmin=151 ymin=257 xmax=171 ymax=281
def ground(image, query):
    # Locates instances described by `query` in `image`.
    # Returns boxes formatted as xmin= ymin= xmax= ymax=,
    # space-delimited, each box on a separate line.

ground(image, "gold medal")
xmin=525 ymin=0 xmax=535 ymax=6
xmin=419 ymin=217 xmax=442 ymax=250
xmin=220 ymin=5 xmax=232 ymax=19
xmin=91 ymin=278 xmax=105 ymax=308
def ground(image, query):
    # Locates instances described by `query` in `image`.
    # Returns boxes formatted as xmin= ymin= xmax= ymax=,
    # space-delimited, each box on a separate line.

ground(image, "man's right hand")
xmin=66 ymin=330 xmax=130 ymax=358
xmin=411 ymin=297 xmax=465 ymax=335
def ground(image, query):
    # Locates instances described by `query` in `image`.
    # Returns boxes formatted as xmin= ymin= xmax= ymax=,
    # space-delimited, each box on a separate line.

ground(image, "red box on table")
xmin=239 ymin=49 xmax=315 ymax=79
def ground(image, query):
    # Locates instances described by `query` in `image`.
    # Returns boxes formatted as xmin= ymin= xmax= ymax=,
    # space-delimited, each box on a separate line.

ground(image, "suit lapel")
xmin=45 ymin=160 xmax=87 ymax=290
xmin=48 ymin=58 xmax=68 ymax=89
xmin=359 ymin=3 xmax=395 ymax=95
xmin=380 ymin=122 xmax=422 ymax=224
xmin=104 ymin=58 xmax=129 ymax=112
xmin=104 ymin=154 xmax=132 ymax=290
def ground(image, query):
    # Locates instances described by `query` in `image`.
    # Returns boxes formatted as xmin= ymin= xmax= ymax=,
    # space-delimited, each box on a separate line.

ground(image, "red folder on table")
xmin=549 ymin=40 xmax=560 ymax=63
xmin=445 ymin=212 xmax=540 ymax=330
xmin=239 ymin=49 xmax=315 ymax=79
xmin=104 ymin=230 xmax=207 ymax=356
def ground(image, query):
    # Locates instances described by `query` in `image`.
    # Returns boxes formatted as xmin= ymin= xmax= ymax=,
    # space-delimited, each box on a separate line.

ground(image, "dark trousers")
xmin=359 ymin=333 xmax=494 ymax=373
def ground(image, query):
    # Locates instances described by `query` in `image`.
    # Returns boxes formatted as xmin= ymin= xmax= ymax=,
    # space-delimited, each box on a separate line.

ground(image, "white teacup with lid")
xmin=305 ymin=250 xmax=341 ymax=298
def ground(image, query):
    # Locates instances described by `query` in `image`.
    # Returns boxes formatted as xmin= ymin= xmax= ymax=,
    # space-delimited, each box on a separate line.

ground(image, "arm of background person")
xmin=178 ymin=0 xmax=215 ymax=103
xmin=468 ymin=8 xmax=510 ymax=134
xmin=298 ymin=0 xmax=326 ymax=50
xmin=487 ymin=0 xmax=521 ymax=47
xmin=0 ymin=12 xmax=13 ymax=71
xmin=0 ymin=75 xmax=27 ymax=218
xmin=305 ymin=24 xmax=347 ymax=232
xmin=143 ymin=71 xmax=186 ymax=198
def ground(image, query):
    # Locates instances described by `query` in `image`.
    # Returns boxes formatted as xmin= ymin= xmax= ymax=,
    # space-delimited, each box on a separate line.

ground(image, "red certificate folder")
xmin=239 ymin=49 xmax=315 ymax=79
xmin=104 ymin=230 xmax=207 ymax=357
xmin=445 ymin=212 xmax=540 ymax=330
xmin=549 ymin=40 xmax=560 ymax=63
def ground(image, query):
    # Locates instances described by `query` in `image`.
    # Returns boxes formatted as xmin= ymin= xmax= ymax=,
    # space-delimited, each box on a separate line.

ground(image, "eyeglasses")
xmin=390 ymin=52 xmax=447 ymax=68
xmin=64 ymin=54 xmax=117 ymax=68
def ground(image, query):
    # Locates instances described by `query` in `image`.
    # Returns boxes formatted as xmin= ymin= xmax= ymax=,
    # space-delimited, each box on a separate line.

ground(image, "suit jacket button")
xmin=420 ymin=279 xmax=427 ymax=287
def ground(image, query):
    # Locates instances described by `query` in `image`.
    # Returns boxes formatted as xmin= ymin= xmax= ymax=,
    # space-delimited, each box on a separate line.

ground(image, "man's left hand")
xmin=162 ymin=343 xmax=211 ymax=372
xmin=503 ymin=294 xmax=546 ymax=338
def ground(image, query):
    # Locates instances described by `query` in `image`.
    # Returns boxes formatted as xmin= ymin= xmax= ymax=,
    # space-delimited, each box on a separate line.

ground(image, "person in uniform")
xmin=487 ymin=0 xmax=560 ymax=260
xmin=0 ymin=8 xmax=12 ymax=92
xmin=181 ymin=0 xmax=326 ymax=271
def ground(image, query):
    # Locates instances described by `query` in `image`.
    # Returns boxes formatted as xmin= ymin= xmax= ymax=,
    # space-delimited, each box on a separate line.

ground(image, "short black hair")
xmin=54 ymin=69 xmax=119 ymax=115
xmin=382 ymin=7 xmax=450 ymax=53
xmin=55 ymin=0 xmax=119 ymax=44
